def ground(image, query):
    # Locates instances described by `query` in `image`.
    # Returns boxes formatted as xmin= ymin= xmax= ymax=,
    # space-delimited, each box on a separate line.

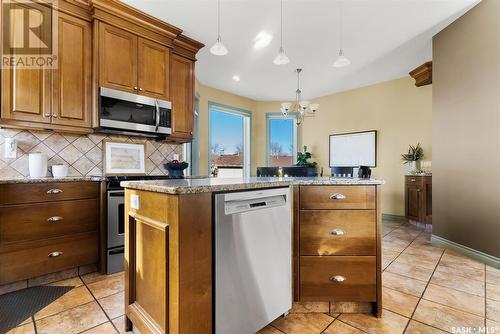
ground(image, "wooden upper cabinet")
xmin=1 ymin=2 xmax=52 ymax=124
xmin=171 ymin=54 xmax=194 ymax=140
xmin=98 ymin=23 xmax=138 ymax=93
xmin=53 ymin=13 xmax=92 ymax=128
xmin=138 ymin=38 xmax=170 ymax=100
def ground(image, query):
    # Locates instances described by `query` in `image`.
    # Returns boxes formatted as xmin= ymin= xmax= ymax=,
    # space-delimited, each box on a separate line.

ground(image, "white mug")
xmin=52 ymin=164 xmax=69 ymax=178
xmin=28 ymin=153 xmax=48 ymax=178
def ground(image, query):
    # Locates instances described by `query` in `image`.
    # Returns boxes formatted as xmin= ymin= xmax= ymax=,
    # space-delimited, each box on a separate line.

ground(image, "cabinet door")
xmin=52 ymin=13 xmax=91 ymax=128
xmin=98 ymin=23 xmax=137 ymax=93
xmin=138 ymin=38 xmax=170 ymax=100
xmin=405 ymin=184 xmax=421 ymax=221
xmin=0 ymin=1 xmax=51 ymax=124
xmin=170 ymin=54 xmax=194 ymax=141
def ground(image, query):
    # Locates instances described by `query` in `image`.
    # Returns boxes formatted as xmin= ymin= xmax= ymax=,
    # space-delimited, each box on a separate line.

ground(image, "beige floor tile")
xmin=487 ymin=319 xmax=500 ymax=332
xmin=81 ymin=322 xmax=118 ymax=334
xmin=271 ymin=313 xmax=334 ymax=334
xmin=487 ymin=298 xmax=500 ymax=322
xmin=86 ymin=272 xmax=124 ymax=299
xmin=487 ymin=266 xmax=500 ymax=286
xmin=98 ymin=291 xmax=125 ymax=319
xmin=423 ymin=283 xmax=485 ymax=317
xmin=404 ymin=320 xmax=447 ymax=333
xmin=81 ymin=271 xmax=123 ymax=285
xmin=35 ymin=301 xmax=108 ymax=334
xmin=34 ymin=285 xmax=94 ymax=320
xmin=433 ymin=263 xmax=485 ymax=282
xmin=48 ymin=277 xmax=84 ymax=288
xmin=290 ymin=302 xmax=329 ymax=313
xmin=440 ymin=250 xmax=485 ymax=270
xmin=386 ymin=261 xmax=434 ymax=282
xmin=112 ymin=316 xmax=133 ymax=334
xmin=383 ymin=271 xmax=427 ymax=297
xmin=257 ymin=325 xmax=284 ymax=334
xmin=382 ymin=249 xmax=401 ymax=269
xmin=393 ymin=253 xmax=439 ymax=270
xmin=431 ymin=269 xmax=485 ymax=297
xmin=487 ymin=284 xmax=500 ymax=302
xmin=5 ymin=322 xmax=35 ymax=334
xmin=383 ymin=287 xmax=420 ymax=317
xmin=413 ymin=299 xmax=484 ymax=333
xmin=323 ymin=320 xmax=365 ymax=334
xmin=403 ymin=246 xmax=443 ymax=260
xmin=338 ymin=310 xmax=409 ymax=334
xmin=382 ymin=239 xmax=410 ymax=253
xmin=330 ymin=302 xmax=372 ymax=314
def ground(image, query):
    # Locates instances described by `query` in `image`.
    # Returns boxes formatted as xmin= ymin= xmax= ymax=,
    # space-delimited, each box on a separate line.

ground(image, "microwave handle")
xmin=154 ymin=100 xmax=160 ymax=132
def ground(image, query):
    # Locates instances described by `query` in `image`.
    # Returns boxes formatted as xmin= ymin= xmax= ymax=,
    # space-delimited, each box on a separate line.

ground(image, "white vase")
xmin=29 ymin=153 xmax=48 ymax=178
xmin=408 ymin=161 xmax=420 ymax=173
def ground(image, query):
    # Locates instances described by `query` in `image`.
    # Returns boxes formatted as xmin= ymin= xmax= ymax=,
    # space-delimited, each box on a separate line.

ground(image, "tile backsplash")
xmin=0 ymin=128 xmax=183 ymax=179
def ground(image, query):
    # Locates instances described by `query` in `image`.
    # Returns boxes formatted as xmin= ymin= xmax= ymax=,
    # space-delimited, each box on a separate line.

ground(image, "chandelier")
xmin=280 ymin=69 xmax=319 ymax=124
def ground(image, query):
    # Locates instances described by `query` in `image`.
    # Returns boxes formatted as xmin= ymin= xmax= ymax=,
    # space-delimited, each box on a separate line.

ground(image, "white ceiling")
xmin=122 ymin=0 xmax=480 ymax=101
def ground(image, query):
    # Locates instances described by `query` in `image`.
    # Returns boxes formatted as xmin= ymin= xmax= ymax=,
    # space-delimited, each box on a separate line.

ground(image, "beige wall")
xmin=433 ymin=0 xmax=500 ymax=258
xmin=256 ymin=77 xmax=432 ymax=215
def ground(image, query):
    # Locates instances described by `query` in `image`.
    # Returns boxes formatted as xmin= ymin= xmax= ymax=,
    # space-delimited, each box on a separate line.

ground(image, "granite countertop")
xmin=405 ymin=172 xmax=432 ymax=176
xmin=0 ymin=176 xmax=105 ymax=184
xmin=121 ymin=177 xmax=385 ymax=195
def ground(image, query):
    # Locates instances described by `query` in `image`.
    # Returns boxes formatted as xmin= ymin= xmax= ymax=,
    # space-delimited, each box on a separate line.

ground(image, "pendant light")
xmin=280 ymin=69 xmax=319 ymax=124
xmin=333 ymin=0 xmax=350 ymax=68
xmin=210 ymin=0 xmax=228 ymax=56
xmin=273 ymin=0 xmax=290 ymax=65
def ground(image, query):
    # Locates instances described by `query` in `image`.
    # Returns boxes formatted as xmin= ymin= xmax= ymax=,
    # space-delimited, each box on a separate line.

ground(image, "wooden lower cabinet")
xmin=125 ymin=189 xmax=212 ymax=334
xmin=0 ymin=182 xmax=100 ymax=285
xmin=405 ymin=175 xmax=432 ymax=224
xmin=297 ymin=185 xmax=382 ymax=317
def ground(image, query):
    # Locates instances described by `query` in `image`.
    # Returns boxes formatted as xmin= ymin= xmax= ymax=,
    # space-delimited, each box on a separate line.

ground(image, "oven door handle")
xmin=154 ymin=100 xmax=160 ymax=132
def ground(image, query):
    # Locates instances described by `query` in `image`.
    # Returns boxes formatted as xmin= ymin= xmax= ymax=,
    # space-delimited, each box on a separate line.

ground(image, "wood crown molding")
xmin=173 ymin=34 xmax=205 ymax=60
xmin=409 ymin=61 xmax=432 ymax=87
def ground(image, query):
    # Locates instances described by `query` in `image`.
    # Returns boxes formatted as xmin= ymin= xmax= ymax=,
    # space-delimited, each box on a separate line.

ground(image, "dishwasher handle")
xmin=224 ymin=194 xmax=287 ymax=215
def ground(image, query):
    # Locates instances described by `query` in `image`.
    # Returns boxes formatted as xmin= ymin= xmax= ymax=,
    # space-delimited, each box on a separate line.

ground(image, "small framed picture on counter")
xmin=103 ymin=141 xmax=146 ymax=175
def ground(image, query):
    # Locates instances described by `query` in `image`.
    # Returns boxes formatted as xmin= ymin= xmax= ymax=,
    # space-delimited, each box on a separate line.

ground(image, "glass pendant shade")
xmin=333 ymin=49 xmax=351 ymax=68
xmin=299 ymin=100 xmax=310 ymax=109
xmin=281 ymin=102 xmax=292 ymax=115
xmin=210 ymin=37 xmax=228 ymax=56
xmin=309 ymin=104 xmax=319 ymax=112
xmin=273 ymin=47 xmax=290 ymax=65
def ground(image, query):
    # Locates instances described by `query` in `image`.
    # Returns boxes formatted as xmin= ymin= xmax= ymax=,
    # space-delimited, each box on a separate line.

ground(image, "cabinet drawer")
xmin=0 ymin=182 xmax=99 ymax=205
xmin=300 ymin=186 xmax=375 ymax=210
xmin=405 ymin=176 xmax=424 ymax=186
xmin=0 ymin=199 xmax=98 ymax=243
xmin=0 ymin=233 xmax=98 ymax=284
xmin=300 ymin=210 xmax=376 ymax=256
xmin=300 ymin=256 xmax=376 ymax=302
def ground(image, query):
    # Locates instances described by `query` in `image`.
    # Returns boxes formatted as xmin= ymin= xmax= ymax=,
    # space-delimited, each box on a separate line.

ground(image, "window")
xmin=209 ymin=103 xmax=251 ymax=178
xmin=266 ymin=113 xmax=299 ymax=167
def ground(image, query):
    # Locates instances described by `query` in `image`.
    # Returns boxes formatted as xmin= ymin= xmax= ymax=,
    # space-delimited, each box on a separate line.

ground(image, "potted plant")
xmin=282 ymin=145 xmax=318 ymax=177
xmin=401 ymin=143 xmax=424 ymax=173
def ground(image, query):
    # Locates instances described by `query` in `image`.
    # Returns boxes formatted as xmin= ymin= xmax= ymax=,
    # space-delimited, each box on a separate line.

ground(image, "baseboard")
xmin=431 ymin=235 xmax=500 ymax=269
xmin=382 ymin=214 xmax=408 ymax=222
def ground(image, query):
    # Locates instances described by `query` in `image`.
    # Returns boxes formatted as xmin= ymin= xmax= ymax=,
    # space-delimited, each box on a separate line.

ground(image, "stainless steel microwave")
xmin=99 ymin=87 xmax=171 ymax=136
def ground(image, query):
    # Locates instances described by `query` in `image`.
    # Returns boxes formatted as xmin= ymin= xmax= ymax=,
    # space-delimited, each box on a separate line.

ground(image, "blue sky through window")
xmin=269 ymin=118 xmax=293 ymax=156
xmin=210 ymin=111 xmax=243 ymax=155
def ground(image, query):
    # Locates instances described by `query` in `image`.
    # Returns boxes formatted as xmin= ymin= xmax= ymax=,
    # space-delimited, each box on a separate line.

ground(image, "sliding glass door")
xmin=209 ymin=103 xmax=251 ymax=178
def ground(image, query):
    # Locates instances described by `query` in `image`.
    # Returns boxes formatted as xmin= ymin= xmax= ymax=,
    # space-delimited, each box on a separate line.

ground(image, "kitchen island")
xmin=121 ymin=177 xmax=384 ymax=334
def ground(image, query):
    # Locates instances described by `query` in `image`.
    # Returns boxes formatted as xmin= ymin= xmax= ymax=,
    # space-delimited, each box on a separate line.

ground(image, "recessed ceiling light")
xmin=232 ymin=75 xmax=240 ymax=82
xmin=254 ymin=31 xmax=273 ymax=49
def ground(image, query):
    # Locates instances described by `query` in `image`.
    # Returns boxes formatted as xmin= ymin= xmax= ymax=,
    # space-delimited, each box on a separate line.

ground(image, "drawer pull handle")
xmin=330 ymin=275 xmax=346 ymax=283
xmin=47 ymin=189 xmax=63 ymax=194
xmin=330 ymin=229 xmax=345 ymax=236
xmin=329 ymin=193 xmax=346 ymax=200
xmin=47 ymin=216 xmax=63 ymax=223
xmin=48 ymin=251 xmax=63 ymax=258
xmin=411 ymin=178 xmax=416 ymax=182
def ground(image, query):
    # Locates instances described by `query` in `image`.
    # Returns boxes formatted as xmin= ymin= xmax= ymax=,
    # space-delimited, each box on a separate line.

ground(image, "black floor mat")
xmin=0 ymin=285 xmax=73 ymax=334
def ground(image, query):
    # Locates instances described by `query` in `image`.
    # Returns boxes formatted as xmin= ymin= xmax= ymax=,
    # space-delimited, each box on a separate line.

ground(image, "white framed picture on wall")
xmin=103 ymin=141 xmax=146 ymax=175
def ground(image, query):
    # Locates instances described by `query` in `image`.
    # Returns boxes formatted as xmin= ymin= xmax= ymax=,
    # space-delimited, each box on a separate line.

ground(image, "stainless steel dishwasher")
xmin=215 ymin=187 xmax=292 ymax=334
